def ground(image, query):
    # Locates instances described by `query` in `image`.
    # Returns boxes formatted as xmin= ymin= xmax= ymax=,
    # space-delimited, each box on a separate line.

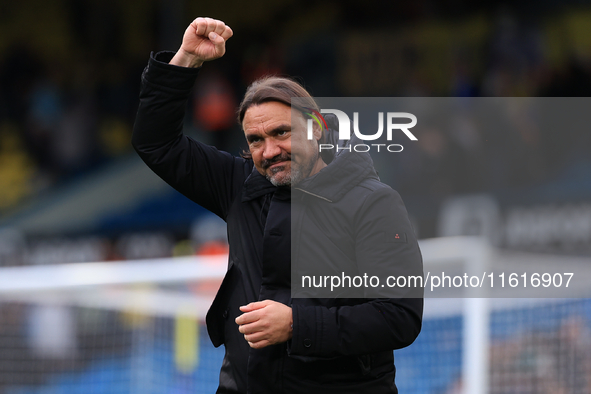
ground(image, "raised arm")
xmin=132 ymin=18 xmax=248 ymax=219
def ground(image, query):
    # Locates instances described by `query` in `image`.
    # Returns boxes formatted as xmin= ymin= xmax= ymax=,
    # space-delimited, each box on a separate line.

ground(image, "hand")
xmin=170 ymin=17 xmax=233 ymax=68
xmin=235 ymin=300 xmax=293 ymax=349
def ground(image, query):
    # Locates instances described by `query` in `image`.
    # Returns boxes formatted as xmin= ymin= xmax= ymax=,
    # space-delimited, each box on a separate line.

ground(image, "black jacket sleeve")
xmin=132 ymin=51 xmax=252 ymax=220
xmin=290 ymin=188 xmax=423 ymax=357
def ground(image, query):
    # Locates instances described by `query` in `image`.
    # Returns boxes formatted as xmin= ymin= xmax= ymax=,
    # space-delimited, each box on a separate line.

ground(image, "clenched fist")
xmin=170 ymin=17 xmax=233 ymax=68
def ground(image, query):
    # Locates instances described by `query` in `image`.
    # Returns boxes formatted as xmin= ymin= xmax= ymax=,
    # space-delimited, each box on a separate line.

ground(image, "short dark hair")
xmin=238 ymin=76 xmax=323 ymax=158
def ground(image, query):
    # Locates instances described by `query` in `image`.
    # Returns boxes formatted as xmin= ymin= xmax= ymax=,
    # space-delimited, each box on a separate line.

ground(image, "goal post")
xmin=419 ymin=236 xmax=492 ymax=394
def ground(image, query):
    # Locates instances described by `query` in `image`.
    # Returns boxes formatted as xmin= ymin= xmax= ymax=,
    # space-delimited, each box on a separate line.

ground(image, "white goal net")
xmin=0 ymin=237 xmax=590 ymax=394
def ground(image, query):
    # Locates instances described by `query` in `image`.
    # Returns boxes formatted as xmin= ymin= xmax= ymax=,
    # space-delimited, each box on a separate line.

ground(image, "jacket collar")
xmin=242 ymin=166 xmax=277 ymax=202
xmin=294 ymin=150 xmax=378 ymax=203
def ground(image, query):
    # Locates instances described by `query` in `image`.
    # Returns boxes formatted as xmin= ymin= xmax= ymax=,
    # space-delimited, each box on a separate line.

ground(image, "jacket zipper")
xmin=294 ymin=188 xmax=333 ymax=203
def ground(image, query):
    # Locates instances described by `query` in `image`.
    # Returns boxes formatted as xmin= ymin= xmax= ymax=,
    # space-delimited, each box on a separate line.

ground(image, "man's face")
xmin=242 ymin=101 xmax=324 ymax=187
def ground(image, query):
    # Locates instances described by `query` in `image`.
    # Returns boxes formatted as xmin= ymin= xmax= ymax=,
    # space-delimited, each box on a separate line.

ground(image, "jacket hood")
xmin=294 ymin=125 xmax=379 ymax=203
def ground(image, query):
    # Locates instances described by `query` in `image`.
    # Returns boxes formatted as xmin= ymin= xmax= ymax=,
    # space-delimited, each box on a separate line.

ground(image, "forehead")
xmin=242 ymin=101 xmax=304 ymax=132
xmin=243 ymin=101 xmax=290 ymax=127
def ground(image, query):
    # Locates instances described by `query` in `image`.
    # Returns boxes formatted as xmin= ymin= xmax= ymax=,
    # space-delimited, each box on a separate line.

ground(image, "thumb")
xmin=208 ymin=32 xmax=226 ymax=53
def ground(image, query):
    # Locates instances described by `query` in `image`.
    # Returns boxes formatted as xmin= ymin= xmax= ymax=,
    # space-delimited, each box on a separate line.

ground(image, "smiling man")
xmin=132 ymin=17 xmax=423 ymax=394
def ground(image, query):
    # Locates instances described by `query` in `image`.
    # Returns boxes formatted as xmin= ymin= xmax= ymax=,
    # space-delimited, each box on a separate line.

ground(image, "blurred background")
xmin=0 ymin=0 xmax=591 ymax=393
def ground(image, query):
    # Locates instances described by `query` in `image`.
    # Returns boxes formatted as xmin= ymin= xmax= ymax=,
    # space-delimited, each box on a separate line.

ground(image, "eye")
xmin=247 ymin=135 xmax=262 ymax=145
xmin=277 ymin=130 xmax=289 ymax=136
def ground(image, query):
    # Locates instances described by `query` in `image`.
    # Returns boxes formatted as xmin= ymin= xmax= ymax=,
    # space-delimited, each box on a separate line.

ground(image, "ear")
xmin=312 ymin=121 xmax=323 ymax=142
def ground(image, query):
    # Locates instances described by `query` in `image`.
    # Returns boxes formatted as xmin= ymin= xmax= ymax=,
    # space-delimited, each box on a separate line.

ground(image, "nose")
xmin=262 ymin=139 xmax=282 ymax=160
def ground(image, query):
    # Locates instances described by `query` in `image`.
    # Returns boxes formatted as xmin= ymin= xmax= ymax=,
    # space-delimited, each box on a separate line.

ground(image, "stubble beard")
xmin=265 ymin=152 xmax=317 ymax=187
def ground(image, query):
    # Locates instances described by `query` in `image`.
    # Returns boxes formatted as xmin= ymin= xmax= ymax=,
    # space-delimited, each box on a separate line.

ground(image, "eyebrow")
xmin=245 ymin=124 xmax=291 ymax=143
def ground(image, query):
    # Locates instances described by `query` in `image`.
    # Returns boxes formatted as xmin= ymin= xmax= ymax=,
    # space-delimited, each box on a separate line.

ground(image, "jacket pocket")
xmin=205 ymin=262 xmax=240 ymax=347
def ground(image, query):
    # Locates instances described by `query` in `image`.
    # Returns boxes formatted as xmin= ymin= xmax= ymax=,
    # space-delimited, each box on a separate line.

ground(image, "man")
xmin=132 ymin=17 xmax=423 ymax=394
